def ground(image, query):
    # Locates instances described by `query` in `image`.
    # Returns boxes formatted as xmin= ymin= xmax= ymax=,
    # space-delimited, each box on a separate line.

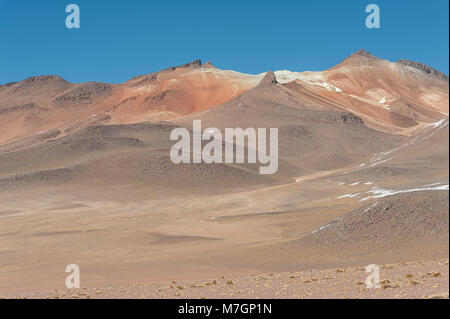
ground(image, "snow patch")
xmin=426 ymin=119 xmax=448 ymax=129
xmin=363 ymin=201 xmax=378 ymax=212
xmin=337 ymin=192 xmax=361 ymax=199
xmin=311 ymin=223 xmax=331 ymax=234
xmin=369 ymin=158 xmax=391 ymax=167
xmin=360 ymin=184 xmax=449 ymax=201
xmin=273 ymin=71 xmax=342 ymax=93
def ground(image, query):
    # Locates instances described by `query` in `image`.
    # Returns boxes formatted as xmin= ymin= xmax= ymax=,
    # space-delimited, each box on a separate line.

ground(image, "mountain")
xmin=1 ymin=50 xmax=448 ymax=147
xmin=276 ymin=49 xmax=448 ymax=132
xmin=0 ymin=51 xmax=448 ymax=294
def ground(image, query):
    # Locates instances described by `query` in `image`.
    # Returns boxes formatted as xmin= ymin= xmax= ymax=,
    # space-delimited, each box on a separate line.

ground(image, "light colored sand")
xmin=4 ymin=259 xmax=448 ymax=299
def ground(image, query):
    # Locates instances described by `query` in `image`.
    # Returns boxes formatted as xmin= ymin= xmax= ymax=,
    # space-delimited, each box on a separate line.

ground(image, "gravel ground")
xmin=4 ymin=258 xmax=448 ymax=299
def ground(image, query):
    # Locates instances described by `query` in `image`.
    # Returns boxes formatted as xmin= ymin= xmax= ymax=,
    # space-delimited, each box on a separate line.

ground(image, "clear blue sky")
xmin=0 ymin=0 xmax=448 ymax=84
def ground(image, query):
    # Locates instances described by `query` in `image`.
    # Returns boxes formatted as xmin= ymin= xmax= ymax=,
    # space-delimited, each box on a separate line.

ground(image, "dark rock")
xmin=54 ymin=83 xmax=114 ymax=105
xmin=397 ymin=59 xmax=449 ymax=82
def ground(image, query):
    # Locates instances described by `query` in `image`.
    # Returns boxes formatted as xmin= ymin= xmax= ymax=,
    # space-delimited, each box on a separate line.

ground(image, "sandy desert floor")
xmin=3 ymin=259 xmax=448 ymax=299
xmin=0 ymin=155 xmax=448 ymax=297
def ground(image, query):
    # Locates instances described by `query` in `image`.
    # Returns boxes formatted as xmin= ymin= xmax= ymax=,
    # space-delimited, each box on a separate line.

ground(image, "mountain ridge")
xmin=0 ymin=50 xmax=448 ymax=146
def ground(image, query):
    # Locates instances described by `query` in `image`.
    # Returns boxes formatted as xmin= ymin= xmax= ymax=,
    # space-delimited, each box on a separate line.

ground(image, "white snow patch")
xmin=369 ymin=158 xmax=391 ymax=167
xmin=426 ymin=119 xmax=448 ymax=129
xmin=273 ymin=70 xmax=306 ymax=83
xmin=363 ymin=201 xmax=378 ymax=212
xmin=360 ymin=184 xmax=449 ymax=201
xmin=273 ymin=71 xmax=343 ymax=93
xmin=311 ymin=223 xmax=331 ymax=234
xmin=425 ymin=182 xmax=447 ymax=187
xmin=337 ymin=192 xmax=361 ymax=199
xmin=315 ymin=81 xmax=342 ymax=93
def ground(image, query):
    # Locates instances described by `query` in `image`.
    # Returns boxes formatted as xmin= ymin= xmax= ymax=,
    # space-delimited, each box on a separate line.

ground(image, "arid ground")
xmin=0 ymin=50 xmax=448 ymax=298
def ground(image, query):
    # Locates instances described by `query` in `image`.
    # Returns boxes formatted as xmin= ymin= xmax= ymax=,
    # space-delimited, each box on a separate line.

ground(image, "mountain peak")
xmin=330 ymin=49 xmax=381 ymax=69
xmin=179 ymin=59 xmax=202 ymax=69
xmin=340 ymin=49 xmax=379 ymax=64
xmin=1 ymin=75 xmax=69 ymax=89
xmin=6 ymin=75 xmax=72 ymax=93
xmin=162 ymin=59 xmax=202 ymax=73
xmin=257 ymin=71 xmax=278 ymax=88
xmin=22 ymin=75 xmax=68 ymax=84
xmin=127 ymin=59 xmax=204 ymax=84
xmin=352 ymin=49 xmax=374 ymax=57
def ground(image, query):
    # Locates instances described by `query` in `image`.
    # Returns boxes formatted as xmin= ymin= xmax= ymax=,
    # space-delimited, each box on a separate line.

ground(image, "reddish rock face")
xmin=0 ymin=52 xmax=448 ymax=145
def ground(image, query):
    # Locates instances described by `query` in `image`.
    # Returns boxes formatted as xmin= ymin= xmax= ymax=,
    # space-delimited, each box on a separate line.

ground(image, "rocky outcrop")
xmin=397 ymin=59 xmax=449 ymax=82
xmin=6 ymin=75 xmax=73 ymax=95
xmin=54 ymin=83 xmax=114 ymax=105
xmin=340 ymin=112 xmax=365 ymax=126
xmin=0 ymin=103 xmax=37 ymax=115
xmin=257 ymin=71 xmax=278 ymax=88
xmin=126 ymin=60 xmax=203 ymax=86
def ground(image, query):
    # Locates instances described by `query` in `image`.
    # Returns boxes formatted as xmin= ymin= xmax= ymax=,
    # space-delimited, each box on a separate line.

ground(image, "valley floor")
xmin=3 ymin=258 xmax=448 ymax=299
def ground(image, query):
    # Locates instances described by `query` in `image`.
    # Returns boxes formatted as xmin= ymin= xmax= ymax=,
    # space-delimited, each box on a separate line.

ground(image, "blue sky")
xmin=0 ymin=0 xmax=448 ymax=84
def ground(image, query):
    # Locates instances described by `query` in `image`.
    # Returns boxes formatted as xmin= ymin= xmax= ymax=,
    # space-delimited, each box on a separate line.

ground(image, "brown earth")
xmin=3 ymin=259 xmax=448 ymax=299
xmin=0 ymin=50 xmax=448 ymax=298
